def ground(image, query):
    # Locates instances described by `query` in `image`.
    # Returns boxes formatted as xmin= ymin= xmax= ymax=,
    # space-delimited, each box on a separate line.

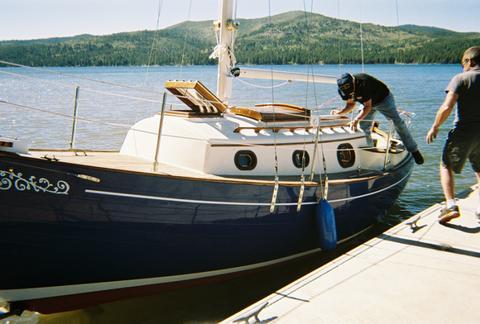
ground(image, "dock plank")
xmin=222 ymin=186 xmax=480 ymax=324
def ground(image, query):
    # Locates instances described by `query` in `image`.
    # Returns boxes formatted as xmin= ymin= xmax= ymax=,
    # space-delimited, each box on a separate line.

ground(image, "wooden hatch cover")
xmin=164 ymin=80 xmax=227 ymax=114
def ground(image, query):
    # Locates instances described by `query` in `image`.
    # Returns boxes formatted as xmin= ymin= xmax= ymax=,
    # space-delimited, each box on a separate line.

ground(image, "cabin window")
xmin=337 ymin=143 xmax=355 ymax=168
xmin=292 ymin=150 xmax=310 ymax=168
xmin=234 ymin=150 xmax=257 ymax=171
xmin=0 ymin=141 xmax=13 ymax=148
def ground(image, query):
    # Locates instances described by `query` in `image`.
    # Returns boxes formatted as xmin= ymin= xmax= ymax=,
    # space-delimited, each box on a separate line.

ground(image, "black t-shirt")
xmin=352 ymin=73 xmax=390 ymax=105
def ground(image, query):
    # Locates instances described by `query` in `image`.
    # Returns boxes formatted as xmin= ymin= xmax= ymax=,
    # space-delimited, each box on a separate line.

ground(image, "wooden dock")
xmin=222 ymin=185 xmax=480 ymax=324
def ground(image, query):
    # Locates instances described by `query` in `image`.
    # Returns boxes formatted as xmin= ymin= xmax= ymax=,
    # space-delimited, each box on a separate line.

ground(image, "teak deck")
xmin=28 ymin=150 xmax=213 ymax=178
xmin=26 ymin=150 xmax=323 ymax=186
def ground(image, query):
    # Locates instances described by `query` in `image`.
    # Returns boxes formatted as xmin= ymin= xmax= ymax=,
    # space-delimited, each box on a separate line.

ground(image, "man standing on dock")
xmin=332 ymin=73 xmax=424 ymax=165
xmin=426 ymin=46 xmax=480 ymax=224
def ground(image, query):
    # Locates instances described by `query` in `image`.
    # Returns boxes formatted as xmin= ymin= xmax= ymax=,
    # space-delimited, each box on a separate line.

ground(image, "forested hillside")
xmin=1 ymin=11 xmax=478 ymax=67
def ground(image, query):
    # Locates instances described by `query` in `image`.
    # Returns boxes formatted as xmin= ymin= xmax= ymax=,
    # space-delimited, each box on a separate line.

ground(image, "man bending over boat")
xmin=426 ymin=46 xmax=480 ymax=224
xmin=331 ymin=73 xmax=424 ymax=165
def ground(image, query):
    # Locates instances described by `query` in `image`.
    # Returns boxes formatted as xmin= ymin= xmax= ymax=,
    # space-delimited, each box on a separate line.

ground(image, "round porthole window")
xmin=337 ymin=143 xmax=355 ymax=168
xmin=292 ymin=150 xmax=310 ymax=168
xmin=234 ymin=150 xmax=257 ymax=170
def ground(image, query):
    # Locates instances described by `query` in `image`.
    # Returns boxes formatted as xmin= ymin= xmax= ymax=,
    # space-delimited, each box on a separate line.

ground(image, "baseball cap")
xmin=337 ymin=73 xmax=354 ymax=100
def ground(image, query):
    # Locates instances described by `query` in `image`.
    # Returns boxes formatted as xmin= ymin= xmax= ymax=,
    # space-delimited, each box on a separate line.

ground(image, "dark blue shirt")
xmin=446 ymin=66 xmax=480 ymax=129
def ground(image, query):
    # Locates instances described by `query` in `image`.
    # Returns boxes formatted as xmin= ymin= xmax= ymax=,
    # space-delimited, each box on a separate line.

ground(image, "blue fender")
xmin=316 ymin=199 xmax=337 ymax=250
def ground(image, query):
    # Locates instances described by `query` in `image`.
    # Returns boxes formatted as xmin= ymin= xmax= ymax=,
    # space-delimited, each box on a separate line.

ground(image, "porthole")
xmin=337 ymin=143 xmax=355 ymax=168
xmin=234 ymin=150 xmax=257 ymax=171
xmin=292 ymin=150 xmax=310 ymax=168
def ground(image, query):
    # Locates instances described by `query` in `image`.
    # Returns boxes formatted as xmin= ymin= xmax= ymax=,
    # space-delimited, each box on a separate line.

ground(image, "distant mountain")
xmin=1 ymin=11 xmax=479 ymax=67
xmin=398 ymin=24 xmax=463 ymax=37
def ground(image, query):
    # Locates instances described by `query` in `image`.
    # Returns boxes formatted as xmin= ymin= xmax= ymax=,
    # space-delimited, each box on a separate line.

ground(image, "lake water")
xmin=0 ymin=64 xmax=477 ymax=322
xmin=0 ymin=64 xmax=476 ymax=217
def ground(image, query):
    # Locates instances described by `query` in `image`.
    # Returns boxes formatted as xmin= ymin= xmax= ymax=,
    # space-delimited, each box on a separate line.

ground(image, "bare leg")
xmin=438 ymin=164 xmax=461 ymax=223
xmin=440 ymin=165 xmax=455 ymax=201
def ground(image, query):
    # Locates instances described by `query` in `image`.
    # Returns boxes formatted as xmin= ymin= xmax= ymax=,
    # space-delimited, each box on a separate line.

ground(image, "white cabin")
xmin=120 ymin=81 xmax=407 ymax=177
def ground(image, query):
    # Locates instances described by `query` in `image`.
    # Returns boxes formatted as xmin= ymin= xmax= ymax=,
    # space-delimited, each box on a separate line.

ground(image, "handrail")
xmin=69 ymin=86 xmax=80 ymax=150
xmin=153 ymin=92 xmax=168 ymax=172
xmin=254 ymin=103 xmax=306 ymax=112
xmin=233 ymin=120 xmax=350 ymax=134
xmin=383 ymin=120 xmax=394 ymax=170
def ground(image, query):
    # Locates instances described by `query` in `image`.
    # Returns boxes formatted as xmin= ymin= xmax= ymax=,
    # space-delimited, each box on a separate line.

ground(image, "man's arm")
xmin=426 ymin=91 xmax=458 ymax=144
xmin=331 ymin=99 xmax=356 ymax=115
xmin=350 ymin=99 xmax=373 ymax=131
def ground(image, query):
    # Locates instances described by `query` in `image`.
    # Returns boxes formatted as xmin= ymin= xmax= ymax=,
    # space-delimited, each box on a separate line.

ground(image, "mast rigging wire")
xmin=300 ymin=0 xmax=315 ymax=191
xmin=267 ymin=0 xmax=280 ymax=212
xmin=0 ymin=67 xmax=349 ymax=116
xmin=233 ymin=77 xmax=290 ymax=89
xmin=0 ymin=69 xmax=164 ymax=104
xmin=145 ymin=0 xmax=164 ymax=70
xmin=336 ymin=0 xmax=343 ymax=75
xmin=179 ymin=0 xmax=193 ymax=75
xmin=359 ymin=0 xmax=365 ymax=72
xmin=1 ymin=97 xmax=380 ymax=151
xmin=0 ymin=60 xmax=160 ymax=95
xmin=394 ymin=0 xmax=405 ymax=64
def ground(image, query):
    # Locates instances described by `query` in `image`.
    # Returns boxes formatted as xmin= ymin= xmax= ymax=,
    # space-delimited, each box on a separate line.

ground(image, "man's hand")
xmin=426 ymin=126 xmax=438 ymax=144
xmin=349 ymin=119 xmax=359 ymax=132
xmin=330 ymin=109 xmax=341 ymax=115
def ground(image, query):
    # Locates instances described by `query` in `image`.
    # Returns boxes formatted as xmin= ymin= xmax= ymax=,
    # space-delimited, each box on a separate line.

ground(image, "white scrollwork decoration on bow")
xmin=0 ymin=169 xmax=70 ymax=195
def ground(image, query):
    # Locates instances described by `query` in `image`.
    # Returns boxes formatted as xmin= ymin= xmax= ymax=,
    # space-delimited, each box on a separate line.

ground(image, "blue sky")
xmin=1 ymin=0 xmax=479 ymax=40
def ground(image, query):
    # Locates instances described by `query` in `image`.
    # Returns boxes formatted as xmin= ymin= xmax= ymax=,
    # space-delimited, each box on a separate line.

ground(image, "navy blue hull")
xmin=0 ymin=152 xmax=413 ymax=311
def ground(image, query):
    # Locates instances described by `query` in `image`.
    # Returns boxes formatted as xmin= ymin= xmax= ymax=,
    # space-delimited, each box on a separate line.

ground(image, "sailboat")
xmin=0 ymin=0 xmax=414 ymax=314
